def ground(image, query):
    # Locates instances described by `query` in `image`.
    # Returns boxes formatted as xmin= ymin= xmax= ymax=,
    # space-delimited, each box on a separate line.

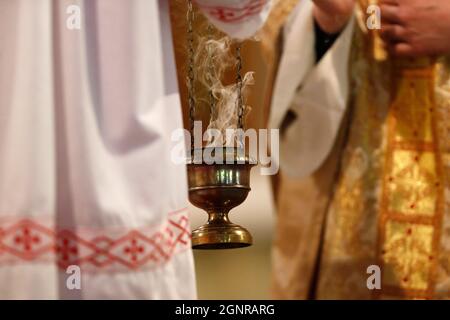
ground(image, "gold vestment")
xmin=272 ymin=3 xmax=450 ymax=299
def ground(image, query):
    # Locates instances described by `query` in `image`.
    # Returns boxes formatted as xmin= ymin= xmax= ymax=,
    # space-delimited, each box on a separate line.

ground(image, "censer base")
xmin=187 ymin=147 xmax=256 ymax=250
xmin=191 ymin=221 xmax=252 ymax=250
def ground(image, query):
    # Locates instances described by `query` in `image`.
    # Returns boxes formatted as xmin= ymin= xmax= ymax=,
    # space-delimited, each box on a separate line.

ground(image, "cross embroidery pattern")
xmin=196 ymin=0 xmax=268 ymax=23
xmin=0 ymin=209 xmax=191 ymax=271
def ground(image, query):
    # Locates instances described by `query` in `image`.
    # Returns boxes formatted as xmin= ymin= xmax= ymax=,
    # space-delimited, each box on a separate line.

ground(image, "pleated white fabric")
xmin=0 ymin=0 xmax=269 ymax=299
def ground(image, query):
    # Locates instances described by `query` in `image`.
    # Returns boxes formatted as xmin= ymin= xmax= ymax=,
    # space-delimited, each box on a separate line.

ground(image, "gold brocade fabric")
xmin=315 ymin=20 xmax=450 ymax=298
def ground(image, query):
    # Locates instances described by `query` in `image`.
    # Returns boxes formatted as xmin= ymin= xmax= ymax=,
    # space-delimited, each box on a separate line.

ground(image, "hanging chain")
xmin=187 ymin=0 xmax=196 ymax=152
xmin=236 ymin=44 xmax=244 ymax=130
xmin=207 ymin=24 xmax=216 ymax=122
xmin=187 ymin=1 xmax=245 ymax=148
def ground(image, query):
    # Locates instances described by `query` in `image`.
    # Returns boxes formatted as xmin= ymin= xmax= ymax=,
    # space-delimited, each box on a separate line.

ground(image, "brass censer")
xmin=185 ymin=1 xmax=255 ymax=249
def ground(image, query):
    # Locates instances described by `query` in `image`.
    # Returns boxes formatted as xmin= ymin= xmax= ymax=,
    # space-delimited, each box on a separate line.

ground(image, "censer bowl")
xmin=187 ymin=147 xmax=255 ymax=249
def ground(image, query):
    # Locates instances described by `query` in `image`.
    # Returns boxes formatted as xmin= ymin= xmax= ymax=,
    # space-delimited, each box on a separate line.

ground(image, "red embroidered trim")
xmin=195 ymin=0 xmax=268 ymax=23
xmin=0 ymin=210 xmax=191 ymax=272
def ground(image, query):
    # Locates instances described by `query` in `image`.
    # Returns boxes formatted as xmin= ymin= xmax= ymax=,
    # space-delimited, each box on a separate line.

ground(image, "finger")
xmin=379 ymin=24 xmax=408 ymax=42
xmin=386 ymin=42 xmax=415 ymax=58
xmin=380 ymin=4 xmax=404 ymax=25
xmin=378 ymin=0 xmax=398 ymax=6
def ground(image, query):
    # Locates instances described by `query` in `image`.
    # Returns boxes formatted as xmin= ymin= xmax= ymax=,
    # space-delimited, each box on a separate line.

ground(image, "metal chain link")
xmin=187 ymin=0 xmax=196 ymax=152
xmin=187 ymin=1 xmax=245 ymax=147
xmin=236 ymin=44 xmax=244 ymax=130
xmin=207 ymin=24 xmax=216 ymax=122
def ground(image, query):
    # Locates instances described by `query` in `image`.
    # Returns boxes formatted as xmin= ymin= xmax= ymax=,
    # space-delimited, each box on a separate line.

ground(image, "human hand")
xmin=379 ymin=0 xmax=450 ymax=57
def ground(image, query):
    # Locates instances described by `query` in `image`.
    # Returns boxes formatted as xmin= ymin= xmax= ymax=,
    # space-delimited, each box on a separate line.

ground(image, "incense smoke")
xmin=194 ymin=35 xmax=254 ymax=148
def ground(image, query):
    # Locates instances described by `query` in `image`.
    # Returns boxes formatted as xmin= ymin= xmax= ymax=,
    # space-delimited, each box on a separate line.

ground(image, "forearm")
xmin=194 ymin=0 xmax=272 ymax=39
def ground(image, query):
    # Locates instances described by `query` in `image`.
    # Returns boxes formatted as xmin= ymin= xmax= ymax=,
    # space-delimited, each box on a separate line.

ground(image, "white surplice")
xmin=0 ymin=0 xmax=270 ymax=299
